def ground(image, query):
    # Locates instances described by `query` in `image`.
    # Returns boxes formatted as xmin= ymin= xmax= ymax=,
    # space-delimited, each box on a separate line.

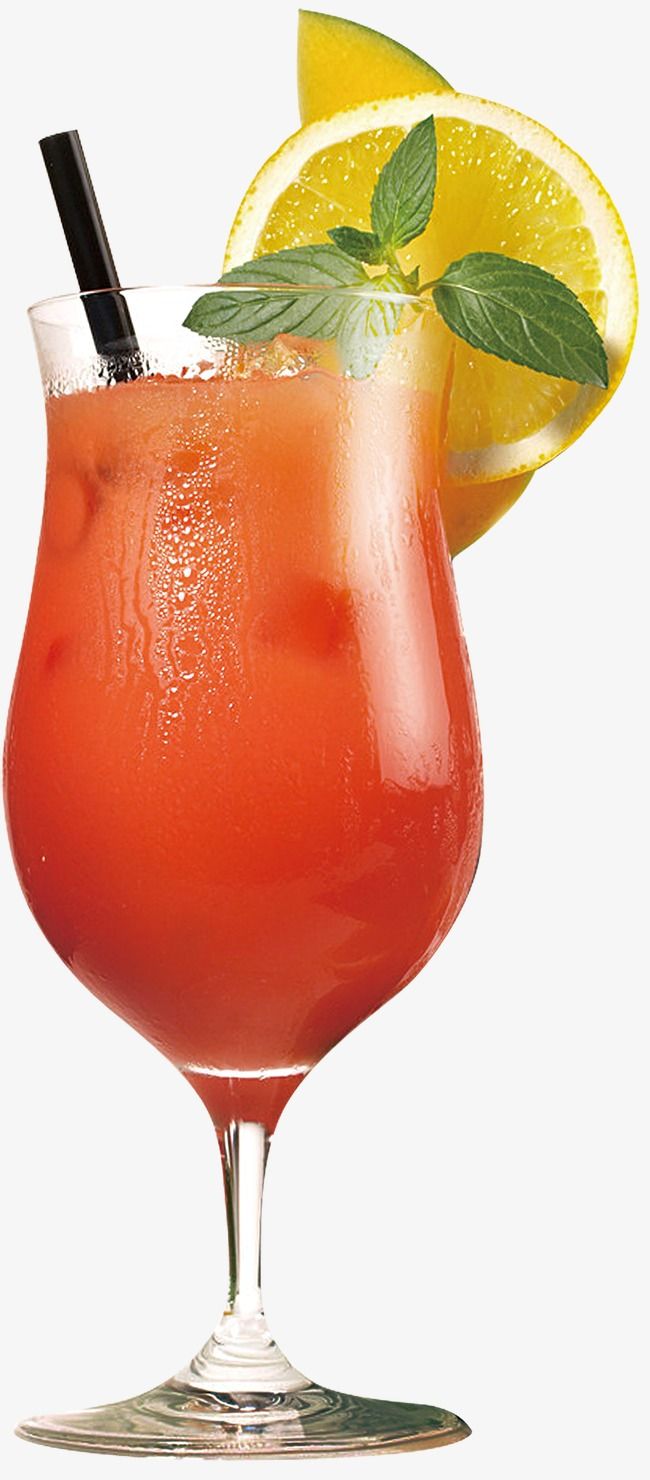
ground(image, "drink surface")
xmin=5 ymin=367 xmax=482 ymax=1119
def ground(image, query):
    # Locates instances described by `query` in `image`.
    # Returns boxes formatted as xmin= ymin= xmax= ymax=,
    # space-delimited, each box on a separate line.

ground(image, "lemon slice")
xmin=297 ymin=8 xmax=449 ymax=122
xmin=298 ymin=15 xmax=531 ymax=556
xmin=225 ymin=92 xmax=637 ymax=488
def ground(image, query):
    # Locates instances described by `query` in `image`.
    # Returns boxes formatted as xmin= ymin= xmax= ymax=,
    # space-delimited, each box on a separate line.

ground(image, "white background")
xmin=1 ymin=2 xmax=648 ymax=1478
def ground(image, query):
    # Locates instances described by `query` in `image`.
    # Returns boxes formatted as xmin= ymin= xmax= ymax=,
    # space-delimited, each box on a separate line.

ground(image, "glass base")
xmin=16 ymin=1378 xmax=470 ymax=1457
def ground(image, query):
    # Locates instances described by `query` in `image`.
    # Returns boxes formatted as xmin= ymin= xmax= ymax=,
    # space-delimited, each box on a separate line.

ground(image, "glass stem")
xmin=179 ymin=1119 xmax=307 ymax=1394
xmin=221 ymin=1121 xmax=268 ymax=1319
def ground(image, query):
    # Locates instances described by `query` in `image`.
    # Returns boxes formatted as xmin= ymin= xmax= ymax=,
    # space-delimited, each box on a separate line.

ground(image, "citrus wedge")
xmin=225 ymin=92 xmax=637 ymax=505
xmin=298 ymin=9 xmax=449 ymax=123
xmin=297 ymin=16 xmax=536 ymax=555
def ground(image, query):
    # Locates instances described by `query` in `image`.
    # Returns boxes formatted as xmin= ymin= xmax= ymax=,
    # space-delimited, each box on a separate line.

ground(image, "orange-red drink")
xmin=5 ymin=365 xmax=482 ymax=1127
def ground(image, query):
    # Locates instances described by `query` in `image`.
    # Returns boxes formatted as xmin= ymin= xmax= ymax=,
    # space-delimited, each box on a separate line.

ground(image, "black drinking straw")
xmin=39 ymin=130 xmax=142 ymax=376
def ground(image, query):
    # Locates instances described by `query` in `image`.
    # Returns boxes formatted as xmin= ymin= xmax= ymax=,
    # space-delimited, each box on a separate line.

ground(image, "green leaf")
xmin=338 ymin=281 xmax=403 ymax=377
xmin=183 ymin=246 xmax=405 ymax=376
xmin=327 ymin=226 xmax=385 ymax=263
xmin=220 ymin=244 xmax=368 ymax=288
xmin=183 ymin=245 xmax=368 ymax=344
xmin=371 ymin=115 xmax=437 ymax=252
xmin=432 ymin=252 xmax=608 ymax=387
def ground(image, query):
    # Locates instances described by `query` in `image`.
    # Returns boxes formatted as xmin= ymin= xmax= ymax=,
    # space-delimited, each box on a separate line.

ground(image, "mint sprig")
xmin=326 ymin=227 xmax=385 ymax=264
xmin=184 ymin=116 xmax=608 ymax=387
xmin=185 ymin=245 xmax=368 ymax=344
xmin=432 ymin=253 xmax=608 ymax=388
xmin=370 ymin=114 xmax=437 ymax=255
xmin=184 ymin=245 xmax=405 ymax=376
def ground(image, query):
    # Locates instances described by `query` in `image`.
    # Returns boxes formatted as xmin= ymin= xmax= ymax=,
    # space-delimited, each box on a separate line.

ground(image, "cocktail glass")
xmin=5 ymin=285 xmax=482 ymax=1455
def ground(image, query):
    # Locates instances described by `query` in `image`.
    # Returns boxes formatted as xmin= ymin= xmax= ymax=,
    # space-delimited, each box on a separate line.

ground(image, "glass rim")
xmin=27 ymin=280 xmax=426 ymax=323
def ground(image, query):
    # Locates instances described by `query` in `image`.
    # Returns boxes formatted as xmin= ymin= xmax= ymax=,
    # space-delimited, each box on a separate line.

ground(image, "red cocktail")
xmin=6 ymin=286 xmax=482 ymax=1453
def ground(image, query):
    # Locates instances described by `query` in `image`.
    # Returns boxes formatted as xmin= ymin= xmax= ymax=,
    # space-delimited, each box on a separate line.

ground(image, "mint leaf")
xmin=183 ymin=245 xmax=405 ymax=373
xmin=371 ymin=115 xmax=437 ymax=252
xmin=220 ymin=244 xmax=367 ymax=288
xmin=338 ymin=279 xmax=403 ymax=377
xmin=184 ymin=286 xmax=343 ymax=343
xmin=184 ymin=245 xmax=368 ymax=343
xmin=432 ymin=252 xmax=608 ymax=388
xmin=327 ymin=226 xmax=385 ymax=264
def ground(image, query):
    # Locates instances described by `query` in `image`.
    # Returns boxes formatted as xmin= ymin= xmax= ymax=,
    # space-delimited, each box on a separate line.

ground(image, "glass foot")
xmin=16 ymin=1378 xmax=470 ymax=1457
